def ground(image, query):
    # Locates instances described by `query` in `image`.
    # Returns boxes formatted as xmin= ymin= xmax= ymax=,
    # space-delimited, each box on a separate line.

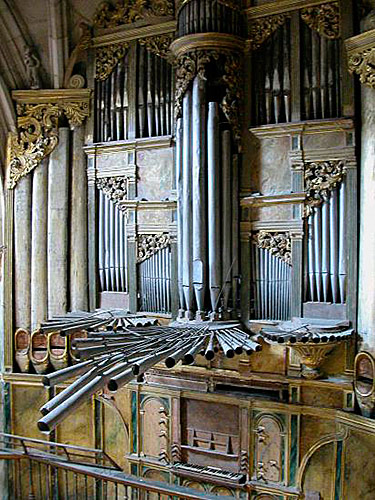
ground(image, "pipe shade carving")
xmin=138 ymin=33 xmax=174 ymax=60
xmin=95 ymin=43 xmax=129 ymax=81
xmin=96 ymin=176 xmax=128 ymax=205
xmin=301 ymin=2 xmax=340 ymax=39
xmin=137 ymin=234 xmax=171 ymax=264
xmin=247 ymin=14 xmax=290 ymax=51
xmin=8 ymin=90 xmax=91 ymax=189
xmin=252 ymin=231 xmax=291 ymax=265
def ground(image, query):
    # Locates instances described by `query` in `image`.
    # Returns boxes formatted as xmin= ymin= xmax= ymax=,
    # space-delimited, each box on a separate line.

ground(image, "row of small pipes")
xmin=251 ymin=247 xmax=291 ymax=321
xmin=253 ymin=21 xmax=291 ymax=126
xmin=176 ymin=76 xmax=239 ymax=319
xmin=37 ymin=321 xmax=261 ymax=433
xmin=138 ymin=247 xmax=172 ymax=314
xmin=98 ymin=191 xmax=128 ymax=293
xmin=177 ymin=0 xmax=243 ymax=38
xmin=95 ymin=46 xmax=173 ymax=142
xmin=302 ymin=24 xmax=341 ymax=121
xmin=305 ymin=184 xmax=347 ymax=304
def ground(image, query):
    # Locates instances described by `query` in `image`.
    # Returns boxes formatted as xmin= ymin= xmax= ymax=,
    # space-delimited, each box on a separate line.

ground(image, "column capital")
xmin=345 ymin=28 xmax=375 ymax=89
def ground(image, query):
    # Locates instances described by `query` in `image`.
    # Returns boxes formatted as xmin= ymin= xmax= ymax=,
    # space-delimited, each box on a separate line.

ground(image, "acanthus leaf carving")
xmin=301 ymin=2 xmax=340 ymax=39
xmin=137 ymin=233 xmax=171 ymax=263
xmin=304 ymin=160 xmax=346 ymax=217
xmin=247 ymin=14 xmax=290 ymax=51
xmin=95 ymin=42 xmax=129 ymax=81
xmin=8 ymin=98 xmax=90 ymax=189
xmin=96 ymin=176 xmax=128 ymax=205
xmin=253 ymin=231 xmax=291 ymax=265
xmin=348 ymin=47 xmax=375 ymax=88
xmin=138 ymin=33 xmax=174 ymax=60
xmin=93 ymin=0 xmax=174 ymax=30
xmin=221 ymin=52 xmax=243 ymax=143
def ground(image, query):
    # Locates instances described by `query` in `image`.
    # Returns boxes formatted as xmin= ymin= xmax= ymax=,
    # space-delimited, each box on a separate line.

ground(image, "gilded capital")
xmin=346 ymin=29 xmax=375 ymax=88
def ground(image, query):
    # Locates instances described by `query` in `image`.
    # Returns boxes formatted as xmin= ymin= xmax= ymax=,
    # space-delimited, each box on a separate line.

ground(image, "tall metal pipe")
xmin=313 ymin=206 xmax=322 ymax=301
xmin=182 ymin=90 xmax=194 ymax=318
xmin=207 ymin=102 xmax=222 ymax=313
xmin=338 ymin=180 xmax=346 ymax=303
xmin=176 ymin=117 xmax=185 ymax=314
xmin=330 ymin=188 xmax=339 ymax=302
xmin=222 ymin=129 xmax=232 ymax=313
xmin=321 ymin=197 xmax=330 ymax=301
xmin=192 ymin=76 xmax=207 ymax=315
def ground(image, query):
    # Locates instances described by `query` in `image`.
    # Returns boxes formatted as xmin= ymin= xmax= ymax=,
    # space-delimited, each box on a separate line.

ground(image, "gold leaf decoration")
xmin=248 ymin=14 xmax=289 ymax=51
xmin=138 ymin=33 xmax=174 ymax=60
xmin=95 ymin=42 xmax=129 ymax=81
xmin=348 ymin=47 xmax=375 ymax=88
xmin=301 ymin=2 xmax=340 ymax=39
xmin=137 ymin=233 xmax=171 ymax=263
xmin=304 ymin=160 xmax=346 ymax=217
xmin=253 ymin=231 xmax=291 ymax=265
xmin=93 ymin=0 xmax=174 ymax=30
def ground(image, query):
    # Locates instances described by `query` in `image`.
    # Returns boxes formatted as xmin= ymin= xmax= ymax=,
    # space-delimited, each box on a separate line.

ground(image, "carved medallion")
xmin=304 ymin=160 xmax=346 ymax=217
xmin=96 ymin=176 xmax=128 ymax=204
xmin=137 ymin=233 xmax=171 ymax=263
xmin=252 ymin=231 xmax=291 ymax=265
xmin=301 ymin=2 xmax=340 ymax=39
xmin=95 ymin=42 xmax=129 ymax=81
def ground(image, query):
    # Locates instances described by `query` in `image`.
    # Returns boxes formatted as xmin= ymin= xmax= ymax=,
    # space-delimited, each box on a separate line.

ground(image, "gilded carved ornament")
xmin=96 ymin=176 xmax=128 ymax=205
xmin=138 ymin=33 xmax=174 ymax=60
xmin=301 ymin=2 xmax=340 ymax=39
xmin=347 ymin=47 xmax=375 ymax=88
xmin=304 ymin=160 xmax=346 ymax=217
xmin=8 ymin=99 xmax=90 ymax=189
xmin=93 ymin=0 xmax=174 ymax=30
xmin=137 ymin=233 xmax=171 ymax=263
xmin=248 ymin=14 xmax=290 ymax=51
xmin=95 ymin=42 xmax=129 ymax=81
xmin=252 ymin=231 xmax=291 ymax=265
xmin=175 ymin=50 xmax=243 ymax=143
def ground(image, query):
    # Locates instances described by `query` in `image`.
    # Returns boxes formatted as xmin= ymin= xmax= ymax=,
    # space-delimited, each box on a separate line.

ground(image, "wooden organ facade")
xmin=2 ymin=0 xmax=375 ymax=499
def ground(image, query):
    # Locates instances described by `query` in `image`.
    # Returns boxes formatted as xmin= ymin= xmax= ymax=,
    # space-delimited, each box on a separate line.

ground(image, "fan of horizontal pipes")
xmin=37 ymin=310 xmax=261 ymax=433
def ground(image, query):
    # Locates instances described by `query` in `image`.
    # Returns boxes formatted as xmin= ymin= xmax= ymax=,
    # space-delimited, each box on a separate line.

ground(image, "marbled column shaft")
xmin=14 ymin=176 xmax=32 ymax=329
xmin=47 ymin=127 xmax=69 ymax=317
xmin=70 ymin=126 xmax=88 ymax=311
xmin=358 ymin=85 xmax=375 ymax=354
xmin=31 ymin=158 xmax=48 ymax=329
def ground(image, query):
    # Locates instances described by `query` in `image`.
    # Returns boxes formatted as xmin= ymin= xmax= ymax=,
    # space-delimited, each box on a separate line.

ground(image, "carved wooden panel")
xmin=253 ymin=414 xmax=285 ymax=483
xmin=140 ymin=396 xmax=170 ymax=462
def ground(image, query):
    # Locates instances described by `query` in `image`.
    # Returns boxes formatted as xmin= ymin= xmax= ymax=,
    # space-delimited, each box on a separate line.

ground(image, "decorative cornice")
xmin=118 ymin=200 xmax=177 ymax=211
xmin=246 ymin=0 xmax=338 ymax=20
xmin=252 ymin=231 xmax=291 ymax=265
xmin=92 ymin=21 xmax=177 ymax=48
xmin=249 ymin=118 xmax=355 ymax=138
xmin=247 ymin=14 xmax=290 ymax=51
xmin=96 ymin=176 xmax=128 ymax=205
xmin=138 ymin=33 xmax=174 ymax=59
xmin=301 ymin=2 xmax=340 ymax=39
xmin=95 ymin=42 xmax=129 ymax=81
xmin=8 ymin=90 xmax=91 ymax=189
xmin=346 ymin=29 xmax=375 ymax=88
xmin=170 ymin=33 xmax=245 ymax=59
xmin=93 ymin=0 xmax=174 ymax=30
xmin=240 ymin=193 xmax=306 ymax=208
xmin=304 ymin=160 xmax=347 ymax=217
xmin=137 ymin=233 xmax=171 ymax=263
xmin=84 ymin=135 xmax=173 ymax=155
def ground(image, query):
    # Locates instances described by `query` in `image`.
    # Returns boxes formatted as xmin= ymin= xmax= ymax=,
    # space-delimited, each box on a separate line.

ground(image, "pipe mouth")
xmin=107 ymin=380 xmax=118 ymax=392
xmin=183 ymin=354 xmax=194 ymax=365
xmin=225 ymin=349 xmax=234 ymax=358
xmin=37 ymin=420 xmax=51 ymax=433
xmin=234 ymin=347 xmax=243 ymax=355
xmin=205 ymin=350 xmax=215 ymax=361
xmin=165 ymin=357 xmax=176 ymax=369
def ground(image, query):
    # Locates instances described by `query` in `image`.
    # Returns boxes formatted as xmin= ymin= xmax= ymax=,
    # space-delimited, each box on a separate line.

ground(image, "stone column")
xmin=47 ymin=127 xmax=69 ymax=317
xmin=14 ymin=175 xmax=32 ymax=329
xmin=70 ymin=126 xmax=88 ymax=311
xmin=31 ymin=158 xmax=48 ymax=329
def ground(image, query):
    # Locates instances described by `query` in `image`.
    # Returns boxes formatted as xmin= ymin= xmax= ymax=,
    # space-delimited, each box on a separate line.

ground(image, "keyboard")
xmin=173 ymin=462 xmax=246 ymax=485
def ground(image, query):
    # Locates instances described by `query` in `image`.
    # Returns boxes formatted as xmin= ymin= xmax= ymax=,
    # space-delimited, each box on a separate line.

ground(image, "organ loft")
xmin=1 ymin=0 xmax=375 ymax=498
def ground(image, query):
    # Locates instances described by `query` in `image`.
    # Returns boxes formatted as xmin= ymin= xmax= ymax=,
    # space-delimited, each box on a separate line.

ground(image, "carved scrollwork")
xmin=301 ymin=2 xmax=340 ymax=39
xmin=95 ymin=42 xmax=129 ymax=81
xmin=8 ymin=98 xmax=90 ymax=189
xmin=304 ymin=160 xmax=346 ymax=217
xmin=253 ymin=231 xmax=291 ymax=265
xmin=138 ymin=33 xmax=174 ymax=60
xmin=137 ymin=233 xmax=171 ymax=263
xmin=93 ymin=0 xmax=174 ymax=30
xmin=248 ymin=14 xmax=290 ymax=51
xmin=222 ymin=52 xmax=243 ymax=143
xmin=96 ymin=176 xmax=128 ymax=204
xmin=348 ymin=47 xmax=375 ymax=88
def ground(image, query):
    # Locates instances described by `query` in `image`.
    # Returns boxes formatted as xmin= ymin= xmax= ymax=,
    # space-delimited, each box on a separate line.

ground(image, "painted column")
xmin=31 ymin=158 xmax=48 ymax=329
xmin=14 ymin=175 xmax=32 ymax=329
xmin=70 ymin=126 xmax=88 ymax=311
xmin=47 ymin=127 xmax=69 ymax=317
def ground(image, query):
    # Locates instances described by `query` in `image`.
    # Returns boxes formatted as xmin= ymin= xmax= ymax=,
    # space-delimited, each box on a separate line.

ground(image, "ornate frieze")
xmin=137 ymin=233 xmax=171 ymax=263
xmin=252 ymin=231 xmax=291 ymax=265
xmin=304 ymin=160 xmax=346 ymax=217
xmin=347 ymin=45 xmax=375 ymax=88
xmin=247 ymin=14 xmax=290 ymax=50
xmin=93 ymin=0 xmax=174 ymax=30
xmin=138 ymin=33 xmax=174 ymax=60
xmin=96 ymin=176 xmax=128 ymax=204
xmin=95 ymin=42 xmax=129 ymax=81
xmin=301 ymin=2 xmax=340 ymax=39
xmin=8 ymin=90 xmax=91 ymax=189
